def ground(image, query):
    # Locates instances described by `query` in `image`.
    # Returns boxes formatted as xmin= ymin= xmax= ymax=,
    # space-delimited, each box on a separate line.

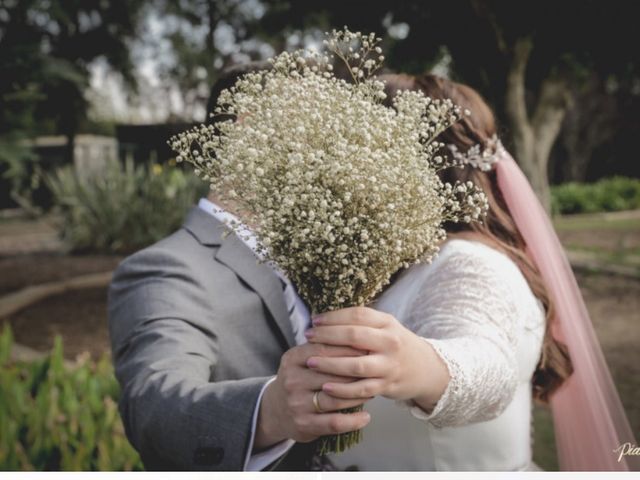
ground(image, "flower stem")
xmin=315 ymin=405 xmax=364 ymax=455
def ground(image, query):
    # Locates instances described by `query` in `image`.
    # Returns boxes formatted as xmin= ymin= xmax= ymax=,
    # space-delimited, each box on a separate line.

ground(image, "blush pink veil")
xmin=494 ymin=148 xmax=639 ymax=471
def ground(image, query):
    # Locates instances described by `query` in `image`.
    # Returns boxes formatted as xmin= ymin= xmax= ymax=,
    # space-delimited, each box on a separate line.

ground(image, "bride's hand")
xmin=304 ymin=307 xmax=450 ymax=408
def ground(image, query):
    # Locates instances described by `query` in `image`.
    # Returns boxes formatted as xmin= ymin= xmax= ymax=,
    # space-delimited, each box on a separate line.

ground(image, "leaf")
xmin=0 ymin=335 xmax=143 ymax=470
xmin=0 ymin=324 xmax=14 ymax=366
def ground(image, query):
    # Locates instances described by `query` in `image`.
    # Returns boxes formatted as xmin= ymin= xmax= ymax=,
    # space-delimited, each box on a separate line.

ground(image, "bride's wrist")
xmin=408 ymin=336 xmax=450 ymax=411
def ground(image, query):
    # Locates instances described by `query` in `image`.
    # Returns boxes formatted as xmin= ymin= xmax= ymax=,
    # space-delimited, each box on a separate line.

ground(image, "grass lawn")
xmin=553 ymin=209 xmax=640 ymax=233
xmin=553 ymin=210 xmax=640 ymax=274
xmin=533 ymin=404 xmax=558 ymax=470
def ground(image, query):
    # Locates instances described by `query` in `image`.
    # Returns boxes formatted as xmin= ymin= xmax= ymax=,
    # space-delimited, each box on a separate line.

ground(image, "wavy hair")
xmin=380 ymin=72 xmax=573 ymax=405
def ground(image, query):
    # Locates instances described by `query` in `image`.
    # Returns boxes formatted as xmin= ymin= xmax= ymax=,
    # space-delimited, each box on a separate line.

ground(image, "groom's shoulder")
xmin=126 ymin=227 xmax=200 ymax=263
xmin=112 ymin=208 xmax=219 ymax=280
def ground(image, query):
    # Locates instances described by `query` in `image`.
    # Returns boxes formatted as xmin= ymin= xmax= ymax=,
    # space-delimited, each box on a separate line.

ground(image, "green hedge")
xmin=45 ymin=159 xmax=207 ymax=254
xmin=551 ymin=176 xmax=640 ymax=215
xmin=0 ymin=326 xmax=143 ymax=471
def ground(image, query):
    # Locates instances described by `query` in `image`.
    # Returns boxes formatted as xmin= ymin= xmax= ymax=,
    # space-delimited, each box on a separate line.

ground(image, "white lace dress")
xmin=327 ymin=239 xmax=546 ymax=471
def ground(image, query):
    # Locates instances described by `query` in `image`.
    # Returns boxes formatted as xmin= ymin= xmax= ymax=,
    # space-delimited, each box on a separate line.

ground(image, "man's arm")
xmin=109 ymin=244 xmax=372 ymax=470
xmin=244 ymin=376 xmax=295 ymax=470
xmin=108 ymin=246 xmax=275 ymax=470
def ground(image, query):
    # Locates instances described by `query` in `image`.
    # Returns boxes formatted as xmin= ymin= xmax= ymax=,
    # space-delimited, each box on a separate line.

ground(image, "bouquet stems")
xmin=316 ymin=405 xmax=364 ymax=455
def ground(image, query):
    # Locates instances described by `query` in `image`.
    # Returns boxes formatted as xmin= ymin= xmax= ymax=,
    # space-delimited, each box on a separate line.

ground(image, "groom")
xmin=107 ymin=63 xmax=371 ymax=471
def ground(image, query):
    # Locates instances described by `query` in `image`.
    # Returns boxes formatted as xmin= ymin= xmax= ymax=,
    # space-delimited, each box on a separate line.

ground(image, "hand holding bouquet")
xmin=169 ymin=27 xmax=488 ymax=454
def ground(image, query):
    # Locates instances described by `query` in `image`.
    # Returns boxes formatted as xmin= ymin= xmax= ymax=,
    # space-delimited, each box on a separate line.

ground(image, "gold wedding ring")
xmin=312 ymin=390 xmax=325 ymax=413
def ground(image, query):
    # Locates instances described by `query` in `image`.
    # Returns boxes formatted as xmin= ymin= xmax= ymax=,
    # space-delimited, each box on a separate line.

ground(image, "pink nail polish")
xmin=304 ymin=329 xmax=315 ymax=338
xmin=322 ymin=383 xmax=333 ymax=392
xmin=307 ymin=357 xmax=319 ymax=368
xmin=312 ymin=315 xmax=323 ymax=326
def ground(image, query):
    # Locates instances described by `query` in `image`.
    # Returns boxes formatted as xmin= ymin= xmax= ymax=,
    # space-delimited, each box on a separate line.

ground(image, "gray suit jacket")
xmin=108 ymin=206 xmax=319 ymax=470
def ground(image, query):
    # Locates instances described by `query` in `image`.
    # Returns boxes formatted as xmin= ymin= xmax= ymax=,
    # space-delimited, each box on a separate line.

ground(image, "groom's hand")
xmin=254 ymin=343 xmax=373 ymax=450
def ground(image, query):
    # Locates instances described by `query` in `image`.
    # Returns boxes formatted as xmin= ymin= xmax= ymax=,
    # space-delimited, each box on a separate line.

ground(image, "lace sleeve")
xmin=396 ymin=241 xmax=523 ymax=428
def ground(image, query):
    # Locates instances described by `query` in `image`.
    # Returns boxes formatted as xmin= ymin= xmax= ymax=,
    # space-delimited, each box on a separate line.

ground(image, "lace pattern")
xmin=395 ymin=239 xmax=540 ymax=428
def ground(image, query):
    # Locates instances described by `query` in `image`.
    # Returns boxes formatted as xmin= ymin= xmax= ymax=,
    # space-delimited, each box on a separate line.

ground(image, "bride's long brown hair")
xmin=380 ymin=72 xmax=573 ymax=405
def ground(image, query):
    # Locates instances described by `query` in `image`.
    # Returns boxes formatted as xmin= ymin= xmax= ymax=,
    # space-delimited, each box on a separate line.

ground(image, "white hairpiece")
xmin=446 ymin=134 xmax=505 ymax=172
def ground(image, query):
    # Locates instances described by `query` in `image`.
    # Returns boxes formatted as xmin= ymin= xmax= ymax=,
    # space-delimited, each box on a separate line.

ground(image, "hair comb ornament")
xmin=447 ymin=134 xmax=505 ymax=172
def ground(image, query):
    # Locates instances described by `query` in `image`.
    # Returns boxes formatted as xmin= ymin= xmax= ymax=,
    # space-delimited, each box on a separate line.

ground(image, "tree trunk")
xmin=504 ymin=37 xmax=572 ymax=213
xmin=560 ymin=76 xmax=617 ymax=182
xmin=562 ymin=140 xmax=591 ymax=183
xmin=206 ymin=0 xmax=217 ymax=55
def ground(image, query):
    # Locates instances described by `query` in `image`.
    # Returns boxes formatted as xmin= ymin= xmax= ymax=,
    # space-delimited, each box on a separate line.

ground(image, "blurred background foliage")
xmin=1 ymin=0 xmax=639 ymax=216
xmin=0 ymin=325 xmax=143 ymax=471
xmin=45 ymin=159 xmax=207 ymax=254
xmin=0 ymin=0 xmax=146 ymax=209
xmin=551 ymin=177 xmax=640 ymax=215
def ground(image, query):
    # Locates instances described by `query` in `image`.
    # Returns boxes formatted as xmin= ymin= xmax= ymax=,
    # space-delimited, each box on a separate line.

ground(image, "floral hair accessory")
xmin=447 ymin=134 xmax=506 ymax=172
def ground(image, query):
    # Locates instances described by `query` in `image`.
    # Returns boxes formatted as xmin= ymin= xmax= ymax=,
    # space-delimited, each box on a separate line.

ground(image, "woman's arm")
xmin=304 ymin=241 xmax=522 ymax=428
xmin=399 ymin=243 xmax=522 ymax=427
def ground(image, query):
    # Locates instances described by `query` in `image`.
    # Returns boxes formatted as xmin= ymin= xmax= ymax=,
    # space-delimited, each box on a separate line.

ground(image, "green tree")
xmin=0 ymin=0 xmax=146 ymax=207
xmin=150 ymin=0 xmax=267 ymax=121
xmin=257 ymin=0 xmax=640 ymax=211
xmin=409 ymin=0 xmax=640 ymax=211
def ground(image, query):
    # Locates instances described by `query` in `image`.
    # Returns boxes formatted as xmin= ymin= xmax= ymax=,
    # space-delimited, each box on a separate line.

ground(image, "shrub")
xmin=45 ymin=159 xmax=207 ymax=254
xmin=0 ymin=325 xmax=143 ymax=471
xmin=551 ymin=176 xmax=640 ymax=215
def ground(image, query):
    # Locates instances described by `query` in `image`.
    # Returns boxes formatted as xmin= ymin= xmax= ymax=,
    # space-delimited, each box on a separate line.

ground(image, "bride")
xmin=302 ymin=73 xmax=638 ymax=471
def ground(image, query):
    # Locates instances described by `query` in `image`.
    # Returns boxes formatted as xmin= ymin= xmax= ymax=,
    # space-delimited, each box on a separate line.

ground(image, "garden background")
xmin=1 ymin=0 xmax=639 ymax=471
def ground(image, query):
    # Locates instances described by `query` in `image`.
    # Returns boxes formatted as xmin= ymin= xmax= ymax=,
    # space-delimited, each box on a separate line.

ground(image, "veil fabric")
xmin=494 ymin=150 xmax=639 ymax=471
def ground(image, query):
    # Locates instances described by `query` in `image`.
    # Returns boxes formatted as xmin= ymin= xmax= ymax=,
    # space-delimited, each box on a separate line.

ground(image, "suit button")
xmin=193 ymin=446 xmax=225 ymax=466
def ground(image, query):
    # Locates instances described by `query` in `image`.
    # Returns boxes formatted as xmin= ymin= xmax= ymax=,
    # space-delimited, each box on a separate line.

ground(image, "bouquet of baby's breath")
xmin=169 ymin=28 xmax=488 ymax=454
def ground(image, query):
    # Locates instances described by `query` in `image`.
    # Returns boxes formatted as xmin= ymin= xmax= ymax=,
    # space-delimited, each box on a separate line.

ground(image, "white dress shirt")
xmin=198 ymin=197 xmax=309 ymax=470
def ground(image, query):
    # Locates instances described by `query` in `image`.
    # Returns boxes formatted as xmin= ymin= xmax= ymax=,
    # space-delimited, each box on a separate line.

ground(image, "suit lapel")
xmin=214 ymin=226 xmax=296 ymax=350
xmin=182 ymin=206 xmax=226 ymax=246
xmin=183 ymin=206 xmax=296 ymax=350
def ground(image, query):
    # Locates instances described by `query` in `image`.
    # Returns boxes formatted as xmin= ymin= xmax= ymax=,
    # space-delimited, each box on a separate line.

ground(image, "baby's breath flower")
xmin=168 ymin=26 xmax=488 ymax=455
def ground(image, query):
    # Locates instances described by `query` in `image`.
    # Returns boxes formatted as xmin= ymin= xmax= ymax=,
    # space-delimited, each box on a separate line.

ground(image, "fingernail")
xmin=304 ymin=329 xmax=315 ymax=338
xmin=322 ymin=383 xmax=333 ymax=392
xmin=307 ymin=357 xmax=318 ymax=368
xmin=312 ymin=315 xmax=323 ymax=326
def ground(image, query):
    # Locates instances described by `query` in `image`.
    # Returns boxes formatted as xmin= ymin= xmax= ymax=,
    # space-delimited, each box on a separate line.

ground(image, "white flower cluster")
xmin=169 ymin=27 xmax=489 ymax=314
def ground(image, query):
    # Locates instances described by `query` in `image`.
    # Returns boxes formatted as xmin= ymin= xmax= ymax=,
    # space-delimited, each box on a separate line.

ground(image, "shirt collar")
xmin=198 ymin=197 xmax=260 ymax=257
